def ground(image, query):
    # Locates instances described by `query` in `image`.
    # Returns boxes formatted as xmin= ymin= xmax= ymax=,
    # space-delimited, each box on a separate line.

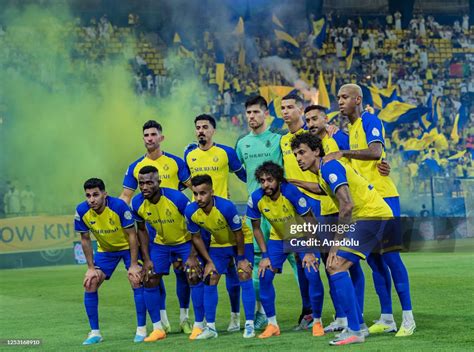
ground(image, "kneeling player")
xmin=185 ymin=175 xmax=256 ymax=339
xmin=75 ymin=178 xmax=142 ymax=345
xmin=247 ymin=161 xmax=324 ymax=338
xmin=291 ymin=133 xmax=393 ymax=346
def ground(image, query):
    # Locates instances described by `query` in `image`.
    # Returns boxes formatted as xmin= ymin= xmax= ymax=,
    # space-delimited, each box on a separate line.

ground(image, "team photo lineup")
xmin=1 ymin=0 xmax=473 ymax=351
xmin=76 ymin=87 xmax=415 ymax=347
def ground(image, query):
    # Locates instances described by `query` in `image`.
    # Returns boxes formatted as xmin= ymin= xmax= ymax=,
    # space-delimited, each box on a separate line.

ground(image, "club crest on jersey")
xmin=166 ymin=209 xmax=172 ymax=217
xmin=354 ymin=131 xmax=359 ymax=140
xmin=163 ymin=164 xmax=170 ymax=171
xmin=90 ymin=221 xmax=96 ymax=225
xmin=282 ymin=204 xmax=289 ymax=213
xmin=192 ymin=158 xmax=197 ymax=162
xmin=266 ymin=140 xmax=272 ymax=148
xmin=298 ymin=197 xmax=307 ymax=208
xmin=329 ymin=173 xmax=338 ymax=184
xmin=217 ymin=218 xmax=225 ymax=226
xmin=109 ymin=218 xmax=115 ymax=225
xmin=263 ymin=208 xmax=270 ymax=212
xmin=213 ymin=156 xmax=219 ymax=162
xmin=147 ymin=211 xmax=152 ymax=216
xmin=232 ymin=215 xmax=240 ymax=224
xmin=371 ymin=128 xmax=380 ymax=137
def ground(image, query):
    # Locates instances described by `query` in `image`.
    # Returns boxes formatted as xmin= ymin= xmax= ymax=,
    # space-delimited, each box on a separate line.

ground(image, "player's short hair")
xmin=83 ymin=178 xmax=105 ymax=191
xmin=290 ymin=133 xmax=325 ymax=157
xmin=142 ymin=120 xmax=163 ymax=133
xmin=245 ymin=96 xmax=268 ymax=111
xmin=304 ymin=105 xmax=327 ymax=114
xmin=255 ymin=161 xmax=285 ymax=183
xmin=194 ymin=114 xmax=216 ymax=129
xmin=282 ymin=93 xmax=304 ymax=106
xmin=139 ymin=165 xmax=159 ymax=175
xmin=191 ymin=174 xmax=213 ymax=187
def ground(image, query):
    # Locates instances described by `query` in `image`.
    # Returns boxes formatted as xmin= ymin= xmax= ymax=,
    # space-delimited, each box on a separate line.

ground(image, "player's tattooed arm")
xmin=324 ymin=142 xmax=383 ymax=162
xmin=334 ymin=185 xmax=354 ymax=231
xmin=287 ymin=179 xmax=326 ymax=195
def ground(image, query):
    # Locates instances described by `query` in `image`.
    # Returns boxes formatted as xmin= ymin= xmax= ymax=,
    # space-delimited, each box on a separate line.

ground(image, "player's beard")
xmin=264 ymin=186 xmax=277 ymax=197
xmin=198 ymin=135 xmax=207 ymax=145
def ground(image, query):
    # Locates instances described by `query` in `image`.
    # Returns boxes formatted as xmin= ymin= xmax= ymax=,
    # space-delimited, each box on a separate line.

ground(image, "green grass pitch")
xmin=1 ymin=251 xmax=473 ymax=351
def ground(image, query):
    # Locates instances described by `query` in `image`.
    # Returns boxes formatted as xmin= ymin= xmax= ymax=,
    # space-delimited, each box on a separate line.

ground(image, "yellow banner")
xmin=0 ymin=215 xmax=79 ymax=253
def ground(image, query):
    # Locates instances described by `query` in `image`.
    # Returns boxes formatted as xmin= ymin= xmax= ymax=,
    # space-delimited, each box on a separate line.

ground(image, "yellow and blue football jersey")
xmin=74 ymin=196 xmax=134 ymax=252
xmin=123 ymin=152 xmax=190 ymax=191
xmin=184 ymin=143 xmax=246 ymax=199
xmin=185 ymin=196 xmax=247 ymax=247
xmin=131 ymin=188 xmax=191 ymax=245
xmin=320 ymin=131 xmax=350 ymax=215
xmin=280 ymin=128 xmax=321 ymax=202
xmin=246 ymin=182 xmax=311 ymax=240
xmin=317 ymin=159 xmax=393 ymax=220
xmin=348 ymin=112 xmax=399 ymax=198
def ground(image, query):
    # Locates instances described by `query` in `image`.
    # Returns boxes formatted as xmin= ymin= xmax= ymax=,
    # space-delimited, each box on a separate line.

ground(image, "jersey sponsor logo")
xmin=329 ymin=173 xmax=338 ymax=184
xmin=124 ymin=211 xmax=133 ymax=220
xmin=232 ymin=215 xmax=241 ymax=224
xmin=298 ymin=197 xmax=307 ymax=208
xmin=371 ymin=128 xmax=380 ymax=137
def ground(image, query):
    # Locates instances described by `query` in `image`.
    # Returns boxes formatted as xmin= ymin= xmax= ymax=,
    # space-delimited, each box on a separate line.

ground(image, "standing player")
xmin=75 ymin=178 xmax=142 ymax=345
xmin=290 ymin=133 xmax=393 ymax=345
xmin=280 ymin=94 xmax=321 ymax=329
xmin=235 ymin=96 xmax=285 ymax=329
xmin=247 ymin=162 xmax=325 ymax=339
xmin=185 ymin=175 xmax=256 ymax=339
xmin=184 ymin=114 xmax=248 ymax=332
xmin=120 ymin=120 xmax=192 ymax=334
xmin=290 ymin=105 xmax=364 ymax=333
xmin=325 ymin=84 xmax=415 ymax=336
xmin=131 ymin=166 xmax=199 ymax=342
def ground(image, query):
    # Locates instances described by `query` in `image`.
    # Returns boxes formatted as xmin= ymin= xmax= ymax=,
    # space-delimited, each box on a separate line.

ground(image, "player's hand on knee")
xmin=142 ymin=259 xmax=154 ymax=282
xmin=237 ymin=259 xmax=252 ymax=280
xmin=185 ymin=255 xmax=203 ymax=284
xmin=327 ymin=247 xmax=339 ymax=271
xmin=203 ymin=261 xmax=217 ymax=280
xmin=84 ymin=268 xmax=102 ymax=290
xmin=128 ymin=264 xmax=142 ymax=285
xmin=258 ymin=258 xmax=272 ymax=278
xmin=302 ymin=253 xmax=319 ymax=272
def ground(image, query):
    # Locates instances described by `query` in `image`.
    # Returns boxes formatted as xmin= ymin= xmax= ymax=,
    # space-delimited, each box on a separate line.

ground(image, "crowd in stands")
xmin=1 ymin=11 xmax=473 ymax=210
